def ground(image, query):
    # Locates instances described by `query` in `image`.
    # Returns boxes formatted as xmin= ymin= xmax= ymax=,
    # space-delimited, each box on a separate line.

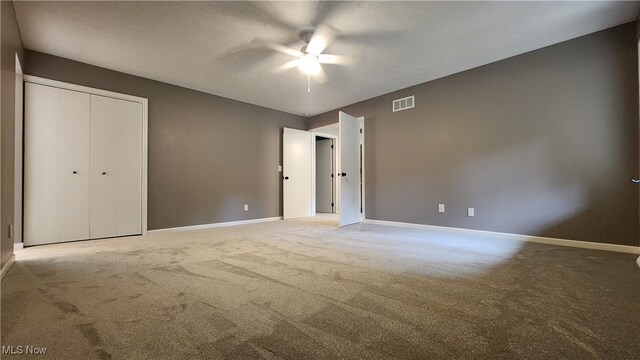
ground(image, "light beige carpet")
xmin=1 ymin=217 xmax=639 ymax=359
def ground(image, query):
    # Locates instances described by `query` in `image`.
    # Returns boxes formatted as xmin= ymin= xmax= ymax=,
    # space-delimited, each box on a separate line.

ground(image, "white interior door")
xmin=339 ymin=111 xmax=362 ymax=226
xmin=24 ymin=83 xmax=60 ymax=245
xmin=115 ymin=100 xmax=143 ymax=236
xmin=58 ymin=89 xmax=91 ymax=241
xmin=90 ymin=95 xmax=119 ymax=239
xmin=283 ymin=128 xmax=312 ymax=219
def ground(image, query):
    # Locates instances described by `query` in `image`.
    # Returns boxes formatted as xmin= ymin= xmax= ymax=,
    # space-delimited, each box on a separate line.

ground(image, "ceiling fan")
xmin=218 ymin=2 xmax=399 ymax=92
xmin=258 ymin=24 xmax=351 ymax=92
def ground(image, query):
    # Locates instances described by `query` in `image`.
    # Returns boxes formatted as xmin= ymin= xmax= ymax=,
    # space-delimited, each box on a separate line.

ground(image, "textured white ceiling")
xmin=14 ymin=1 xmax=640 ymax=116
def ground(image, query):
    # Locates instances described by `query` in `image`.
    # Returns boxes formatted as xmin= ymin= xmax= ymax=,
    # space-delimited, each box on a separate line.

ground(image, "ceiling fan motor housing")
xmin=297 ymin=28 xmax=315 ymax=45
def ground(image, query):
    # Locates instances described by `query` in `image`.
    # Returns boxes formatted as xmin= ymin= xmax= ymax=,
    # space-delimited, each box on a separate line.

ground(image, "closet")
xmin=24 ymin=80 xmax=145 ymax=246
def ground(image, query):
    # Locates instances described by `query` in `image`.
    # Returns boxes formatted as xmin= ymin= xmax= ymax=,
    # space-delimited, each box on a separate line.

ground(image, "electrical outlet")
xmin=467 ymin=208 xmax=475 ymax=217
xmin=438 ymin=204 xmax=445 ymax=213
xmin=244 ymin=204 xmax=249 ymax=211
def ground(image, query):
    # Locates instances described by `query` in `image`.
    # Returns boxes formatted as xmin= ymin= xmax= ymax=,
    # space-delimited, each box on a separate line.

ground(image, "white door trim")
xmin=23 ymin=75 xmax=149 ymax=235
xmin=358 ymin=116 xmax=365 ymax=222
xmin=14 ymin=54 xmax=23 ymax=244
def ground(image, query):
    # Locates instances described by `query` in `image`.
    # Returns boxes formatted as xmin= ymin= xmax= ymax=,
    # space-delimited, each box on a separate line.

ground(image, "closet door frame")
xmin=24 ymin=75 xmax=149 ymax=235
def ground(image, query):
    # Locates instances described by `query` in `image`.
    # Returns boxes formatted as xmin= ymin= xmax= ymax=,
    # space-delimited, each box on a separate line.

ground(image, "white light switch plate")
xmin=438 ymin=204 xmax=445 ymax=213
xmin=278 ymin=165 xmax=282 ymax=172
xmin=467 ymin=208 xmax=475 ymax=217
xmin=244 ymin=204 xmax=249 ymax=211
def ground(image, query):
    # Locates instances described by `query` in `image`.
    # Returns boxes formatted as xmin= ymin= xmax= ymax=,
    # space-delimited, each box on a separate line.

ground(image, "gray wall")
xmin=25 ymin=51 xmax=306 ymax=231
xmin=1 ymin=1 xmax=25 ymax=268
xmin=308 ymin=23 xmax=639 ymax=246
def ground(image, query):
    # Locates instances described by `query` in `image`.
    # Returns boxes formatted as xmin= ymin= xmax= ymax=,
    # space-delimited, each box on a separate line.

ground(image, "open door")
xmin=283 ymin=128 xmax=313 ymax=219
xmin=339 ymin=112 xmax=362 ymax=226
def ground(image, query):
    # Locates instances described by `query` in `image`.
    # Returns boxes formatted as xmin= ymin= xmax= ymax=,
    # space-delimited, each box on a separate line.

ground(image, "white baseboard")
xmin=315 ymin=213 xmax=338 ymax=217
xmin=1 ymin=254 xmax=16 ymax=279
xmin=148 ymin=217 xmax=282 ymax=234
xmin=364 ymin=219 xmax=640 ymax=255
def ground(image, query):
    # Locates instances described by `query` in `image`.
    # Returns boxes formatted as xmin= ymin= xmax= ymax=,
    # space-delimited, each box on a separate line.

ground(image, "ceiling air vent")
xmin=392 ymin=95 xmax=415 ymax=112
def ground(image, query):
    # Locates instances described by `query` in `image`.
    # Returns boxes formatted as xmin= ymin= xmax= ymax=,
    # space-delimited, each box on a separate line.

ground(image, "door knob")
xmin=283 ymin=176 xmax=289 ymax=180
xmin=102 ymin=172 xmax=107 ymax=175
xmin=340 ymin=172 xmax=347 ymax=177
xmin=632 ymin=179 xmax=640 ymax=183
xmin=72 ymin=171 xmax=77 ymax=174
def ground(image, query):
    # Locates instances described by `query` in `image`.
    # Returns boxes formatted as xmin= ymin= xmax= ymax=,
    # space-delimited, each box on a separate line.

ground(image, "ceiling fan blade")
xmin=318 ymin=54 xmax=351 ymax=65
xmin=336 ymin=30 xmax=403 ymax=45
xmin=254 ymin=38 xmax=302 ymax=57
xmin=217 ymin=45 xmax=278 ymax=71
xmin=314 ymin=66 xmax=328 ymax=84
xmin=217 ymin=2 xmax=298 ymax=33
xmin=313 ymin=1 xmax=346 ymax=27
xmin=306 ymin=24 xmax=338 ymax=56
xmin=272 ymin=59 xmax=299 ymax=73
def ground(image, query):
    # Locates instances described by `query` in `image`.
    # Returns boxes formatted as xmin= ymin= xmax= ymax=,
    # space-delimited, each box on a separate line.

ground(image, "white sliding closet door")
xmin=24 ymin=83 xmax=60 ymax=245
xmin=25 ymin=78 xmax=145 ymax=246
xmin=90 ymin=95 xmax=143 ymax=239
xmin=59 ymin=89 xmax=91 ymax=241
xmin=90 ymin=95 xmax=119 ymax=239
xmin=116 ymin=100 xmax=143 ymax=236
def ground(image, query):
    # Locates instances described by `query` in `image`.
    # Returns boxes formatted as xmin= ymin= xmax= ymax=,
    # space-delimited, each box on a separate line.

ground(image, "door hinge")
xmin=360 ymin=129 xmax=363 ymax=133
xmin=330 ymin=145 xmax=334 ymax=149
xmin=331 ymin=203 xmax=335 ymax=207
xmin=331 ymin=174 xmax=334 ymax=178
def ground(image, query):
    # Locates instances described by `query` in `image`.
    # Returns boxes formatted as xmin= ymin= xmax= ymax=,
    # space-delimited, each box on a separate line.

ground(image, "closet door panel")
xmin=90 ymin=95 xmax=119 ymax=239
xmin=58 ymin=89 xmax=91 ymax=241
xmin=116 ymin=100 xmax=143 ymax=236
xmin=24 ymin=83 xmax=60 ymax=245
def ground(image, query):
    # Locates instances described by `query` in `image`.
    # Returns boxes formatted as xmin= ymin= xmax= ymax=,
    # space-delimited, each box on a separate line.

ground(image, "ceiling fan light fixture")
xmin=298 ymin=53 xmax=320 ymax=75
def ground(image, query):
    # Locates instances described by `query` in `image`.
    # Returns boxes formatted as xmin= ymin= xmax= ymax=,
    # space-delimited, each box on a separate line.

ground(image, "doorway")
xmin=310 ymin=123 xmax=340 ymax=218
xmin=283 ymin=111 xmax=364 ymax=226
xmin=315 ymin=136 xmax=336 ymax=214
